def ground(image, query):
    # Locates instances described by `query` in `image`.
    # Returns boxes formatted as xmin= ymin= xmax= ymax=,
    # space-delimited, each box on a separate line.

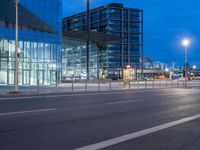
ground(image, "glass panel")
xmin=8 ymin=70 xmax=14 ymax=85
xmin=23 ymin=70 xmax=30 ymax=85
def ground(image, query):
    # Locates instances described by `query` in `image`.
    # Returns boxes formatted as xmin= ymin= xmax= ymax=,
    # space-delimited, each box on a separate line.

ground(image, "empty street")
xmin=0 ymin=88 xmax=200 ymax=150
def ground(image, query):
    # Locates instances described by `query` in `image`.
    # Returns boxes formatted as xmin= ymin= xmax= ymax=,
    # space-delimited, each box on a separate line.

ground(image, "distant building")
xmin=62 ymin=3 xmax=143 ymax=79
xmin=0 ymin=0 xmax=62 ymax=85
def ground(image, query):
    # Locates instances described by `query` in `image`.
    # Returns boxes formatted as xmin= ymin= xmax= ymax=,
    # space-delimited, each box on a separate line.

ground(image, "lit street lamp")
xmin=192 ymin=65 xmax=197 ymax=70
xmin=182 ymin=38 xmax=190 ymax=86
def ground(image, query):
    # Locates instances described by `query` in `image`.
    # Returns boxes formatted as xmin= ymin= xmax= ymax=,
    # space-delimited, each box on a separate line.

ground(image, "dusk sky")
xmin=63 ymin=0 xmax=200 ymax=67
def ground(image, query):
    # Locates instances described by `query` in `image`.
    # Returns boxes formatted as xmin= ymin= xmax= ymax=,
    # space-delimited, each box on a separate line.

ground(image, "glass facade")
xmin=62 ymin=40 xmax=99 ymax=80
xmin=0 ymin=0 xmax=62 ymax=85
xmin=63 ymin=3 xmax=143 ymax=79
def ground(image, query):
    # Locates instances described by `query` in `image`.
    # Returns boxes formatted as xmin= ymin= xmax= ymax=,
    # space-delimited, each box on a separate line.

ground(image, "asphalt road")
xmin=0 ymin=88 xmax=200 ymax=150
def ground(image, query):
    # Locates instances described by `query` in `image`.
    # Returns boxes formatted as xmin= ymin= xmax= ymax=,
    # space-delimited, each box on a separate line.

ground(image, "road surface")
xmin=0 ymin=88 xmax=200 ymax=150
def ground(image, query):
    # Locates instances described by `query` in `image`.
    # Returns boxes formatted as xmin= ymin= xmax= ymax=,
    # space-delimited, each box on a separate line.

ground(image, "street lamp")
xmin=192 ymin=65 xmax=197 ymax=70
xmin=182 ymin=38 xmax=190 ymax=86
xmin=15 ymin=0 xmax=19 ymax=92
xmin=86 ymin=0 xmax=90 ymax=80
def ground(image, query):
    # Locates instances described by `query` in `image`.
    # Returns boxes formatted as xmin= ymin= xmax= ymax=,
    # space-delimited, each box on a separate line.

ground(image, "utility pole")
xmin=15 ymin=0 xmax=19 ymax=92
xmin=86 ymin=0 xmax=90 ymax=81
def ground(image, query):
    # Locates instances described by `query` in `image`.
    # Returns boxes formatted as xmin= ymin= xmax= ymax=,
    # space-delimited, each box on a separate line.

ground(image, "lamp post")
xmin=86 ymin=0 xmax=90 ymax=81
xmin=15 ymin=0 xmax=19 ymax=92
xmin=182 ymin=38 xmax=190 ymax=87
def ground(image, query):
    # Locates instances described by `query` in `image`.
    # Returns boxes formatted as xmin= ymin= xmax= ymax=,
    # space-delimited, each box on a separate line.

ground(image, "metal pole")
xmin=15 ymin=0 xmax=19 ymax=92
xmin=159 ymin=80 xmax=161 ymax=88
xmin=184 ymin=45 xmax=187 ymax=87
xmin=37 ymin=64 xmax=39 ymax=93
xmin=72 ymin=80 xmax=74 ymax=92
xmin=109 ymin=81 xmax=111 ymax=90
xmin=141 ymin=10 xmax=144 ymax=79
xmin=145 ymin=80 xmax=147 ymax=88
xmin=56 ymin=70 xmax=58 ymax=93
xmin=152 ymin=80 xmax=154 ymax=88
xmin=98 ymin=81 xmax=100 ymax=91
xmin=86 ymin=0 xmax=90 ymax=81
xmin=85 ymin=80 xmax=88 ymax=92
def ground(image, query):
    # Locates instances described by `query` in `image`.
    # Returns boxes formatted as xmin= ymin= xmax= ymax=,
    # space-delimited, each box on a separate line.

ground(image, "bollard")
xmin=85 ymin=81 xmax=88 ymax=92
xmin=177 ymin=79 xmax=179 ymax=88
xmin=159 ymin=80 xmax=161 ymax=88
xmin=37 ymin=79 xmax=39 ymax=93
xmin=56 ymin=84 xmax=58 ymax=93
xmin=145 ymin=80 xmax=147 ymax=89
xmin=72 ymin=81 xmax=74 ymax=92
xmin=109 ymin=81 xmax=111 ymax=90
xmin=56 ymin=71 xmax=58 ymax=93
xmin=184 ymin=78 xmax=187 ymax=87
xmin=166 ymin=79 xmax=168 ymax=88
xmin=152 ymin=80 xmax=154 ymax=88
xmin=98 ymin=81 xmax=100 ymax=91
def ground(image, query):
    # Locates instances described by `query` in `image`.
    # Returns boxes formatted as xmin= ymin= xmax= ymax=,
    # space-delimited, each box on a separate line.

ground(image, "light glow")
xmin=192 ymin=65 xmax=197 ymax=69
xmin=182 ymin=39 xmax=190 ymax=47
xmin=126 ymin=65 xmax=131 ymax=69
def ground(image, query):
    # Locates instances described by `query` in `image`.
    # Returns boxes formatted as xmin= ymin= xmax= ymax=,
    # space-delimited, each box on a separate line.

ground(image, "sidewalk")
xmin=0 ymin=80 xmax=199 ymax=95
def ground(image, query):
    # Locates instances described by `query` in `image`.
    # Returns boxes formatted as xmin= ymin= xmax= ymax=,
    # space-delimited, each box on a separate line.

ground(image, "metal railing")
xmin=0 ymin=79 xmax=200 ymax=94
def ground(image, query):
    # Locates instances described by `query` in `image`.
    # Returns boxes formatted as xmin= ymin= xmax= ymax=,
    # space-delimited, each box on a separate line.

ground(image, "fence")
xmin=0 ymin=79 xmax=200 ymax=94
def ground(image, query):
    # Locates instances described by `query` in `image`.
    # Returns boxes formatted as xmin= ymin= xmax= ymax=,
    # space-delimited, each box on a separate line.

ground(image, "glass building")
xmin=0 ymin=0 xmax=62 ymax=85
xmin=62 ymin=31 xmax=119 ymax=80
xmin=63 ymin=3 xmax=143 ymax=79
xmin=62 ymin=39 xmax=99 ymax=80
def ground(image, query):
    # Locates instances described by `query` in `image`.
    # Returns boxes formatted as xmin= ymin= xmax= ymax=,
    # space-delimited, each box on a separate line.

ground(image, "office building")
xmin=62 ymin=3 xmax=143 ymax=79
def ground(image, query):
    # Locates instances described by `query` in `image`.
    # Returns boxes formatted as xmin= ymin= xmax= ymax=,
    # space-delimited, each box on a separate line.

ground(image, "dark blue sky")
xmin=63 ymin=0 xmax=200 ymax=67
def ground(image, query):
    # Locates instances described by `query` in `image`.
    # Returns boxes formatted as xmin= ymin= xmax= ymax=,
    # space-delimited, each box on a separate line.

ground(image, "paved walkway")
xmin=0 ymin=80 xmax=199 ymax=95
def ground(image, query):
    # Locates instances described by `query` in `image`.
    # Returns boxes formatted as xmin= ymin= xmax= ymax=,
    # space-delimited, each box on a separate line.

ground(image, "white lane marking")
xmin=106 ymin=99 xmax=143 ymax=105
xmin=74 ymin=114 xmax=200 ymax=150
xmin=167 ymin=95 xmax=188 ymax=98
xmin=0 ymin=89 xmax=167 ymax=101
xmin=0 ymin=108 xmax=56 ymax=116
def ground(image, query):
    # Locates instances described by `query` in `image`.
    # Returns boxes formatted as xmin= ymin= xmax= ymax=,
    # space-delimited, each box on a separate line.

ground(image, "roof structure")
xmin=63 ymin=31 xmax=121 ymax=45
xmin=0 ymin=0 xmax=58 ymax=34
